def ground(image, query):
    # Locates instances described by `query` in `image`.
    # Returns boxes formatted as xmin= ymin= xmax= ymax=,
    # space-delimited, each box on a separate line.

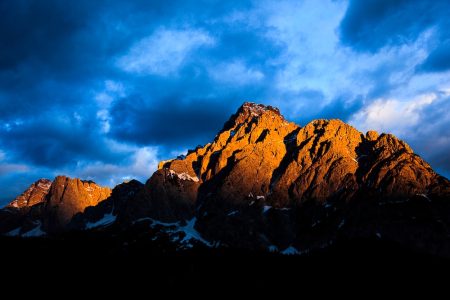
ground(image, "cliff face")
xmin=42 ymin=176 xmax=112 ymax=231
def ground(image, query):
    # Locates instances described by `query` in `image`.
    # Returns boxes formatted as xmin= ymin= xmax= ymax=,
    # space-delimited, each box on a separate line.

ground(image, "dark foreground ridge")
xmin=1 ymin=102 xmax=450 ymax=278
xmin=0 ymin=234 xmax=448 ymax=289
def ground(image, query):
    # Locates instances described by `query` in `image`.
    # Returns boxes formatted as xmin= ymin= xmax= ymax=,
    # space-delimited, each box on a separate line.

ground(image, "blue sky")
xmin=1 ymin=0 xmax=450 ymax=204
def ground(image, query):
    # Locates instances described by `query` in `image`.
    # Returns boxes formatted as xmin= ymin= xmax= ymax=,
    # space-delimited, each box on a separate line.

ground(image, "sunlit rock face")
xmin=135 ymin=102 xmax=447 ymax=214
xmin=0 ymin=176 xmax=111 ymax=235
xmin=42 ymin=176 xmax=112 ymax=232
xmin=124 ymin=102 xmax=450 ymax=252
xmin=69 ymin=179 xmax=144 ymax=230
xmin=7 ymin=179 xmax=52 ymax=209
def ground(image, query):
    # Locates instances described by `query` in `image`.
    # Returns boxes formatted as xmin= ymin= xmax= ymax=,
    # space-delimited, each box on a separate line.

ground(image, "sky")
xmin=1 ymin=0 xmax=450 ymax=205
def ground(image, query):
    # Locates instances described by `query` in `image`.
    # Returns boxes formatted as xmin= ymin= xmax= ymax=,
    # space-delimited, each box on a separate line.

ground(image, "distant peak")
xmin=6 ymin=178 xmax=52 ymax=209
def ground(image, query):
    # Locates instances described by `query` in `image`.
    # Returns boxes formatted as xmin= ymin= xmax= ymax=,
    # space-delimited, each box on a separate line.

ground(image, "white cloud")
xmin=117 ymin=28 xmax=215 ymax=76
xmin=349 ymin=93 xmax=437 ymax=136
xmin=228 ymin=0 xmax=437 ymax=119
xmin=93 ymin=80 xmax=127 ymax=134
xmin=131 ymin=147 xmax=159 ymax=178
xmin=439 ymin=87 xmax=450 ymax=97
xmin=70 ymin=146 xmax=160 ymax=187
xmin=209 ymin=60 xmax=264 ymax=85
xmin=96 ymin=109 xmax=111 ymax=133
xmin=105 ymin=80 xmax=125 ymax=95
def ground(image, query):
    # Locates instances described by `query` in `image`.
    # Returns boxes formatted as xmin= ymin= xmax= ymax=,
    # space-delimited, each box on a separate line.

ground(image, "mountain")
xmin=1 ymin=102 xmax=450 ymax=257
xmin=0 ymin=176 xmax=111 ymax=235
xmin=7 ymin=178 xmax=52 ymax=209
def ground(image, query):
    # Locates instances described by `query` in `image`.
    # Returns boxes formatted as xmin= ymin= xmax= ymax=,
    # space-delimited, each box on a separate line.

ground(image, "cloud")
xmin=349 ymin=92 xmax=450 ymax=178
xmin=109 ymin=96 xmax=236 ymax=149
xmin=339 ymin=0 xmax=440 ymax=51
xmin=71 ymin=146 xmax=159 ymax=186
xmin=339 ymin=0 xmax=450 ymax=73
xmin=0 ymin=163 xmax=29 ymax=175
xmin=419 ymin=40 xmax=450 ymax=72
xmin=0 ymin=110 xmax=124 ymax=168
xmin=117 ymin=28 xmax=215 ymax=75
xmin=349 ymin=93 xmax=437 ymax=136
xmin=208 ymin=60 xmax=264 ymax=85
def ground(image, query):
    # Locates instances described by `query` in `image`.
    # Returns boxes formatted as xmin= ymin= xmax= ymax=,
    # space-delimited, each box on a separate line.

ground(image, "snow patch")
xmin=178 ymin=218 xmax=211 ymax=246
xmin=278 ymin=207 xmax=291 ymax=211
xmin=281 ymin=246 xmax=299 ymax=255
xmin=256 ymin=195 xmax=265 ymax=200
xmin=5 ymin=227 xmax=21 ymax=237
xmin=227 ymin=210 xmax=239 ymax=216
xmin=417 ymin=193 xmax=431 ymax=201
xmin=149 ymin=217 xmax=212 ymax=247
xmin=268 ymin=245 xmax=278 ymax=253
xmin=169 ymin=170 xmax=199 ymax=182
xmin=22 ymin=222 xmax=46 ymax=237
xmin=37 ymin=182 xmax=51 ymax=189
xmin=85 ymin=211 xmax=117 ymax=229
xmin=263 ymin=206 xmax=272 ymax=213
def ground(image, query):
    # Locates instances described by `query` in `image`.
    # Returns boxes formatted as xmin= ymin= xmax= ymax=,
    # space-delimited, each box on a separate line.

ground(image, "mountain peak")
xmin=1 ymin=175 xmax=112 ymax=235
xmin=221 ymin=102 xmax=285 ymax=133
xmin=239 ymin=102 xmax=280 ymax=116
xmin=7 ymin=178 xmax=52 ymax=209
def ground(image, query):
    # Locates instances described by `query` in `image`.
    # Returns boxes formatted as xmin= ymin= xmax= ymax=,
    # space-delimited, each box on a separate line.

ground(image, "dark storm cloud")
xmin=109 ymin=95 xmax=240 ymax=149
xmin=340 ymin=0 xmax=439 ymax=51
xmin=0 ymin=110 xmax=125 ymax=168
xmin=339 ymin=0 xmax=450 ymax=72
xmin=0 ymin=0 xmax=258 ymax=167
xmin=419 ymin=40 xmax=450 ymax=72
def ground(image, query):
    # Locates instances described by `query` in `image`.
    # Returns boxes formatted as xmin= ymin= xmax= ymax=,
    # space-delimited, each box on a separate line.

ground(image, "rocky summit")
xmin=1 ymin=102 xmax=450 ymax=257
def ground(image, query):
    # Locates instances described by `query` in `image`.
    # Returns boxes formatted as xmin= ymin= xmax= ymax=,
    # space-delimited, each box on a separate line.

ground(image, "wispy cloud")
xmin=117 ymin=28 xmax=215 ymax=75
xmin=350 ymin=93 xmax=437 ymax=136
xmin=209 ymin=60 xmax=264 ymax=85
